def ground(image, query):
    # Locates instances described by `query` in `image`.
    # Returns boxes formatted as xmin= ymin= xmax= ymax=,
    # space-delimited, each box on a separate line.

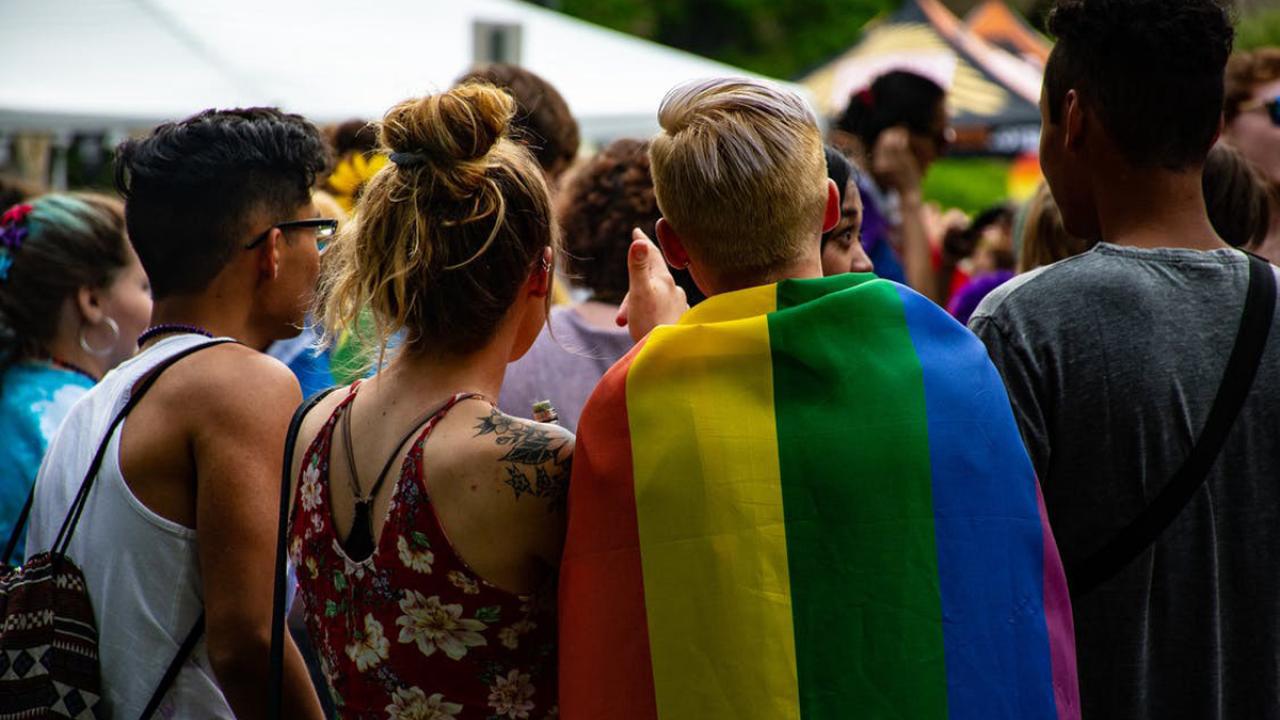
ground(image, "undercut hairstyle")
xmin=457 ymin=64 xmax=580 ymax=178
xmin=1043 ymin=0 xmax=1234 ymax=170
xmin=835 ymin=71 xmax=946 ymax=152
xmin=316 ymin=82 xmax=555 ymax=360
xmin=114 ymin=108 xmax=329 ymax=299
xmin=558 ymin=138 xmax=659 ymax=304
xmin=1203 ymin=143 xmax=1272 ymax=248
xmin=1225 ymin=49 xmax=1280 ymax=122
xmin=0 ymin=194 xmax=131 ymax=384
xmin=649 ymin=78 xmax=828 ymax=276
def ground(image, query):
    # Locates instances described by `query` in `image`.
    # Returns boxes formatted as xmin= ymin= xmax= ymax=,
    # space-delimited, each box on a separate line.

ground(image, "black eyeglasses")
xmin=244 ymin=218 xmax=339 ymax=251
xmin=1241 ymin=96 xmax=1280 ymax=126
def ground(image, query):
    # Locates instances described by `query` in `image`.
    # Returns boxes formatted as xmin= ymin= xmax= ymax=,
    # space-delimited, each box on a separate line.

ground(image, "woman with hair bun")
xmin=0 ymin=193 xmax=151 ymax=557
xmin=287 ymin=82 xmax=569 ymax=716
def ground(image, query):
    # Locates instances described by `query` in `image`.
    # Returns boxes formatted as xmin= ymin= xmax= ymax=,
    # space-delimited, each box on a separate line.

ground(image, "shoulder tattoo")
xmin=474 ymin=410 xmax=572 ymax=512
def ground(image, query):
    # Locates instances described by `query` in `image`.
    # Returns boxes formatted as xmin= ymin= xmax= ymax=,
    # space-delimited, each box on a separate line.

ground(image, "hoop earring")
xmin=79 ymin=316 xmax=120 ymax=358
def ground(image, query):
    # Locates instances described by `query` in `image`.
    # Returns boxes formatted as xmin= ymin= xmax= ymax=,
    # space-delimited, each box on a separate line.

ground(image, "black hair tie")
xmin=389 ymin=151 xmax=428 ymax=168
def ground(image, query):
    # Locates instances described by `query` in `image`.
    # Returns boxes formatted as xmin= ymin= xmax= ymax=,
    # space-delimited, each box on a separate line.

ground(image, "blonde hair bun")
xmin=380 ymin=82 xmax=517 ymax=182
xmin=315 ymin=81 xmax=554 ymax=364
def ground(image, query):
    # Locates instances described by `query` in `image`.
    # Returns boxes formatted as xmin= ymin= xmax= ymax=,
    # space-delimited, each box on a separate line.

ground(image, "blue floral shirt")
xmin=0 ymin=362 xmax=94 ymax=559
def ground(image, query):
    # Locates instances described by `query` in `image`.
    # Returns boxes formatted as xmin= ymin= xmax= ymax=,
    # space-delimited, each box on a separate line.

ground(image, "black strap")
xmin=2 ymin=489 xmax=34 ymax=565
xmin=138 ymin=612 xmax=206 ymax=720
xmin=1068 ymin=253 xmax=1276 ymax=596
xmin=270 ymin=387 xmax=340 ymax=720
xmin=340 ymin=391 xmax=485 ymax=507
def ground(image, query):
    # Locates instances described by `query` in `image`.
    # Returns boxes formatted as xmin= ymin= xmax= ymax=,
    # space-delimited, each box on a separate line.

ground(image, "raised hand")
xmin=615 ymin=228 xmax=689 ymax=343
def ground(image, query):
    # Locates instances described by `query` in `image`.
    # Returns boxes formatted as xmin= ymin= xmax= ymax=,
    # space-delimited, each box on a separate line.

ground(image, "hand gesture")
xmin=872 ymin=126 xmax=922 ymax=194
xmin=615 ymin=228 xmax=689 ymax=343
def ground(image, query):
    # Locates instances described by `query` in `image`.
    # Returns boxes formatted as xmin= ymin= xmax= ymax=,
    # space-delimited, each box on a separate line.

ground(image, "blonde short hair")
xmin=649 ymin=78 xmax=828 ymax=275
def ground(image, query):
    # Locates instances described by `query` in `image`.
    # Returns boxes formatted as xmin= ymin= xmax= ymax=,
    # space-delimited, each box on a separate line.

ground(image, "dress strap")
xmin=364 ymin=392 xmax=488 ymax=502
xmin=336 ymin=390 xmax=487 ymax=561
xmin=335 ymin=386 xmax=488 ymax=504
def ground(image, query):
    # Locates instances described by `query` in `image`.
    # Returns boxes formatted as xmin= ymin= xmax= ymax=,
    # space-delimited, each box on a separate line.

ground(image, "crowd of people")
xmin=0 ymin=0 xmax=1278 ymax=718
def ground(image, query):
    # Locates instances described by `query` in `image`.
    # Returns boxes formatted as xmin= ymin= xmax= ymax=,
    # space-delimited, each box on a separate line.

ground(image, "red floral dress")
xmin=289 ymin=387 xmax=558 ymax=720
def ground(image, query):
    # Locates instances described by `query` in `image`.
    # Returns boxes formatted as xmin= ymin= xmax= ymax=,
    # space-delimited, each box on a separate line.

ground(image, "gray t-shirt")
xmin=970 ymin=243 xmax=1280 ymax=720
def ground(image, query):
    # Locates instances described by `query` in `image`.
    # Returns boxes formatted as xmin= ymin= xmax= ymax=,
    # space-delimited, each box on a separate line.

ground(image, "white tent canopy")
xmin=0 ymin=0 xmax=788 ymax=143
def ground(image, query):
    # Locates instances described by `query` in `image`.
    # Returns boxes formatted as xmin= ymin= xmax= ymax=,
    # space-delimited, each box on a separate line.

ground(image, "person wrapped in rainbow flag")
xmin=559 ymin=78 xmax=1080 ymax=719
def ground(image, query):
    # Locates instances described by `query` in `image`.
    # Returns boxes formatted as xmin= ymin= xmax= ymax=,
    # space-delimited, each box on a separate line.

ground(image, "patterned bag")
xmin=0 ymin=340 xmax=229 ymax=719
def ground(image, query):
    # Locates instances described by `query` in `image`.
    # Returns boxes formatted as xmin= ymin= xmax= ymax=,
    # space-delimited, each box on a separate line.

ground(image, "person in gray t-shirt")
xmin=971 ymin=2 xmax=1279 ymax=718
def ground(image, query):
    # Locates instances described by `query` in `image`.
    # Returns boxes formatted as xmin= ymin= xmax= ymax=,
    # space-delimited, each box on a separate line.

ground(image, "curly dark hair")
xmin=558 ymin=138 xmax=659 ymax=304
xmin=114 ymin=107 xmax=330 ymax=299
xmin=457 ymin=64 xmax=580 ymax=179
xmin=1044 ymin=0 xmax=1234 ymax=170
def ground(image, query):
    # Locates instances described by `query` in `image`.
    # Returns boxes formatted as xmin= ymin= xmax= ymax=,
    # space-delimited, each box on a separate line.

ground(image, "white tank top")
xmin=27 ymin=334 xmax=233 ymax=719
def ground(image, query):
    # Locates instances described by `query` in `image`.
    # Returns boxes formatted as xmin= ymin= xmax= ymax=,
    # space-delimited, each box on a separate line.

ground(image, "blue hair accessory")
xmin=0 ymin=203 xmax=32 ymax=281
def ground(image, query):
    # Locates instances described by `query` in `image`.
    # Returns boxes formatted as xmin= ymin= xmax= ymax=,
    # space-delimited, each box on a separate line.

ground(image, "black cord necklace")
xmin=137 ymin=323 xmax=214 ymax=346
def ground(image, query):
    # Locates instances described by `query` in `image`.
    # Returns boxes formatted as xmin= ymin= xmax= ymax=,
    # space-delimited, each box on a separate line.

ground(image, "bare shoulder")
xmin=449 ymin=405 xmax=575 ymax=514
xmin=165 ymin=344 xmax=301 ymax=429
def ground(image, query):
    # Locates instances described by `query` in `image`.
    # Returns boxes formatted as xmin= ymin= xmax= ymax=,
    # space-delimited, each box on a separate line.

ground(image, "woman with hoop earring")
xmin=0 ymin=194 xmax=152 ymax=560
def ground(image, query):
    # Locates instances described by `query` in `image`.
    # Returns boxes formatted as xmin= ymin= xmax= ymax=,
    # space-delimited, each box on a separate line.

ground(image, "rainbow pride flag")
xmin=560 ymin=274 xmax=1078 ymax=719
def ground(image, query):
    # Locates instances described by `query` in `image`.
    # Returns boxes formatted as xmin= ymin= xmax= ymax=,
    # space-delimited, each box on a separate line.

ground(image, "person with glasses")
xmin=25 ymin=108 xmax=329 ymax=718
xmin=245 ymin=217 xmax=338 ymax=253
xmin=1224 ymin=47 xmax=1280 ymax=265
xmin=831 ymin=70 xmax=954 ymax=304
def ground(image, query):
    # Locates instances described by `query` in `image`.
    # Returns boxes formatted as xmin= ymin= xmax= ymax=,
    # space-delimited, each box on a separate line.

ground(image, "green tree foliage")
xmin=923 ymin=158 xmax=1013 ymax=214
xmin=542 ymin=0 xmax=896 ymax=79
xmin=1237 ymin=8 xmax=1280 ymax=51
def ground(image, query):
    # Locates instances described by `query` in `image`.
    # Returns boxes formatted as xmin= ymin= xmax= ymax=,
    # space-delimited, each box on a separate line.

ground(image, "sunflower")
xmin=325 ymin=152 xmax=389 ymax=213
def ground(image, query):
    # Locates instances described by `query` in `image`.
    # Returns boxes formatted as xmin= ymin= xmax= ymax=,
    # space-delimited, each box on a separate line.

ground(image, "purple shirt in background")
xmin=948 ymin=270 xmax=1015 ymax=326
xmin=499 ymin=305 xmax=635 ymax=432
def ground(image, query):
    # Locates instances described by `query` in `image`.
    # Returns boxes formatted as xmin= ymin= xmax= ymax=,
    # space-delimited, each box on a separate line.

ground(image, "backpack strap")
xmin=269 ymin=386 xmax=340 ymax=720
xmin=137 ymin=612 xmax=205 ymax=720
xmin=2 ymin=489 xmax=34 ymax=565
xmin=1068 ymin=253 xmax=1276 ymax=596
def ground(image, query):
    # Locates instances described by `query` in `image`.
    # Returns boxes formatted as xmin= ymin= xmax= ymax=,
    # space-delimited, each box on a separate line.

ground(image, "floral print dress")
xmin=289 ymin=387 xmax=558 ymax=720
